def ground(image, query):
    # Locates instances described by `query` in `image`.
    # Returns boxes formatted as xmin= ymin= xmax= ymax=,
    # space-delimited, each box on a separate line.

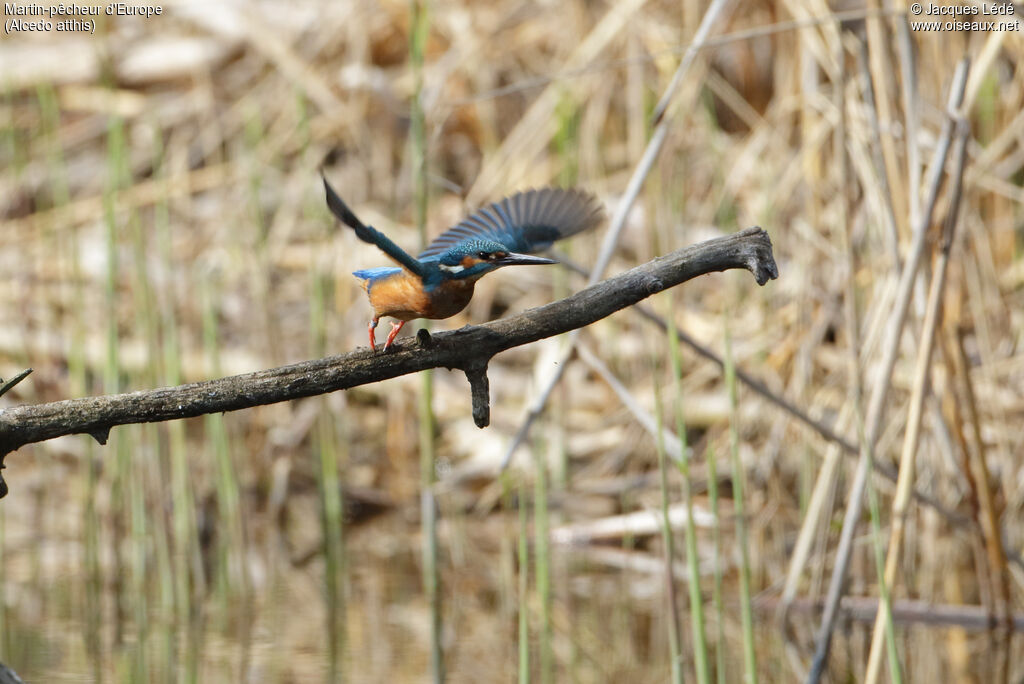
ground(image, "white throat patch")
xmin=439 ymin=264 xmax=465 ymax=274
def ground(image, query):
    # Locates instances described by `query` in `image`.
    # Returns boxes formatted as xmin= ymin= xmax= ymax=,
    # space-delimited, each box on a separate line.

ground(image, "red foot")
xmin=368 ymin=318 xmax=379 ymax=350
xmin=383 ymin=320 xmax=406 ymax=350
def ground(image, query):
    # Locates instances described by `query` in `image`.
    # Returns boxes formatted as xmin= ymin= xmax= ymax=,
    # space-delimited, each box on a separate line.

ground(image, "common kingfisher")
xmin=322 ymin=176 xmax=604 ymax=351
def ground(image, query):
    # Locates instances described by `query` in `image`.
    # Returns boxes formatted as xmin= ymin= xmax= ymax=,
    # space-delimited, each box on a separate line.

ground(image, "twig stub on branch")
xmin=0 ymin=369 xmax=32 ymax=400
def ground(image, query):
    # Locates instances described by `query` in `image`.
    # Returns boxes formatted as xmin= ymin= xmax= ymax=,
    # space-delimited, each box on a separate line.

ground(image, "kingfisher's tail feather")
xmin=322 ymin=175 xmax=427 ymax=278
xmin=322 ymin=174 xmax=369 ymax=231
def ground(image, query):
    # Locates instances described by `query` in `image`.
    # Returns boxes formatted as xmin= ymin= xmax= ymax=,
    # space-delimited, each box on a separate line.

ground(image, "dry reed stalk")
xmin=936 ymin=335 xmax=1010 ymax=683
xmin=863 ymin=0 xmax=907 ymax=238
xmin=759 ymin=595 xmax=1024 ymax=632
xmin=778 ymin=0 xmax=840 ymax=78
xmin=863 ymin=96 xmax=971 ymax=684
xmin=893 ymin=11 xmax=920 ymax=228
xmin=952 ymin=327 xmax=1011 ymax=617
xmin=855 ymin=39 xmax=901 ymax=268
xmin=845 ymin=31 xmax=898 ymax=682
xmin=549 ymin=502 xmax=715 ymax=546
xmin=779 ymin=422 xmax=847 ymax=605
xmin=807 ymin=58 xmax=970 ymax=683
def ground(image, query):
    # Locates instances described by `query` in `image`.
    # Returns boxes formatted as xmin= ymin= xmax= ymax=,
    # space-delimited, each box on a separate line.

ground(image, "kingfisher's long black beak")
xmin=493 ymin=252 xmax=557 ymax=267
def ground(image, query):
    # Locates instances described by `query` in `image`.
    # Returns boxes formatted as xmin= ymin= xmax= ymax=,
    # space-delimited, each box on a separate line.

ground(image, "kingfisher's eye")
xmin=477 ymin=251 xmax=490 ymax=260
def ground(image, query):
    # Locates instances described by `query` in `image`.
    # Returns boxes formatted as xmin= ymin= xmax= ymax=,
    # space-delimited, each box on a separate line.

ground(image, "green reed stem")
xmin=129 ymin=432 xmax=149 ymax=681
xmin=306 ymin=84 xmax=346 ymax=680
xmin=867 ymin=470 xmax=902 ymax=683
xmin=665 ymin=294 xmax=710 ymax=684
xmin=150 ymin=132 xmax=202 ymax=684
xmin=410 ymin=1 xmax=442 ymax=681
xmin=554 ymin=93 xmax=579 ymax=187
xmin=201 ymin=277 xmax=248 ymax=673
xmin=518 ymin=481 xmax=530 ymax=684
xmin=32 ymin=87 xmax=60 ymax=655
xmin=723 ymin=323 xmax=757 ymax=684
xmin=127 ymin=141 xmax=164 ymax=679
xmin=499 ymin=471 xmax=517 ymax=644
xmin=35 ymin=82 xmax=105 ymax=679
xmin=533 ymin=444 xmax=552 ymax=684
xmin=311 ymin=263 xmax=345 ymax=682
xmin=651 ymin=374 xmax=684 ymax=684
xmin=84 ymin=441 xmax=102 ymax=682
xmin=705 ymin=442 xmax=726 ymax=684
xmin=102 ymin=116 xmax=130 ymax=660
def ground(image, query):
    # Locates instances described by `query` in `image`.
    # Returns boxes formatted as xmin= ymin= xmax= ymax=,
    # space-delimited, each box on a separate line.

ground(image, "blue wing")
xmin=418 ymin=187 xmax=604 ymax=261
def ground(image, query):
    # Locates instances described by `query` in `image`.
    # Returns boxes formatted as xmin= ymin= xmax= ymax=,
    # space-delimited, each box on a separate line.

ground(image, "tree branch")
xmin=0 ymin=227 xmax=776 ymax=491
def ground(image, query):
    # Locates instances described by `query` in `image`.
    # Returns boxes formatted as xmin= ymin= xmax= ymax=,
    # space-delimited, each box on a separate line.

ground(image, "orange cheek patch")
xmin=460 ymin=255 xmax=481 ymax=268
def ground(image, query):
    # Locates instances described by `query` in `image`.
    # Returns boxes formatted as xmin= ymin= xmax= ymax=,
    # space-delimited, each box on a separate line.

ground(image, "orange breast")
xmin=362 ymin=271 xmax=476 ymax=321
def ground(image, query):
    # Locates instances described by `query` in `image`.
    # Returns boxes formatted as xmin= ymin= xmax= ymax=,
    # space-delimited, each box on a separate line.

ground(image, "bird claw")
xmin=382 ymin=321 xmax=406 ymax=351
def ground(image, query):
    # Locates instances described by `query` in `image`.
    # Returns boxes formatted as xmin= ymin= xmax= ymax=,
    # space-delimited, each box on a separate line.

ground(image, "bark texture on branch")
xmin=0 ymin=227 xmax=776 ymax=488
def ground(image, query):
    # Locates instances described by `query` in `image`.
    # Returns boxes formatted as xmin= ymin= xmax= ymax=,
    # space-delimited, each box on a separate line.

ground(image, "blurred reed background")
xmin=1 ymin=0 xmax=1023 ymax=681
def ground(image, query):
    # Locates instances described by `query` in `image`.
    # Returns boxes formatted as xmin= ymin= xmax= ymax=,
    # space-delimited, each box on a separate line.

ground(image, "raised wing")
xmin=418 ymin=187 xmax=604 ymax=261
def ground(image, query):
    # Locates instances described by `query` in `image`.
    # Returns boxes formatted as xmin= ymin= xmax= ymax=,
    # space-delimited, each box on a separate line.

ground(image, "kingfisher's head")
xmin=436 ymin=239 xmax=556 ymax=279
